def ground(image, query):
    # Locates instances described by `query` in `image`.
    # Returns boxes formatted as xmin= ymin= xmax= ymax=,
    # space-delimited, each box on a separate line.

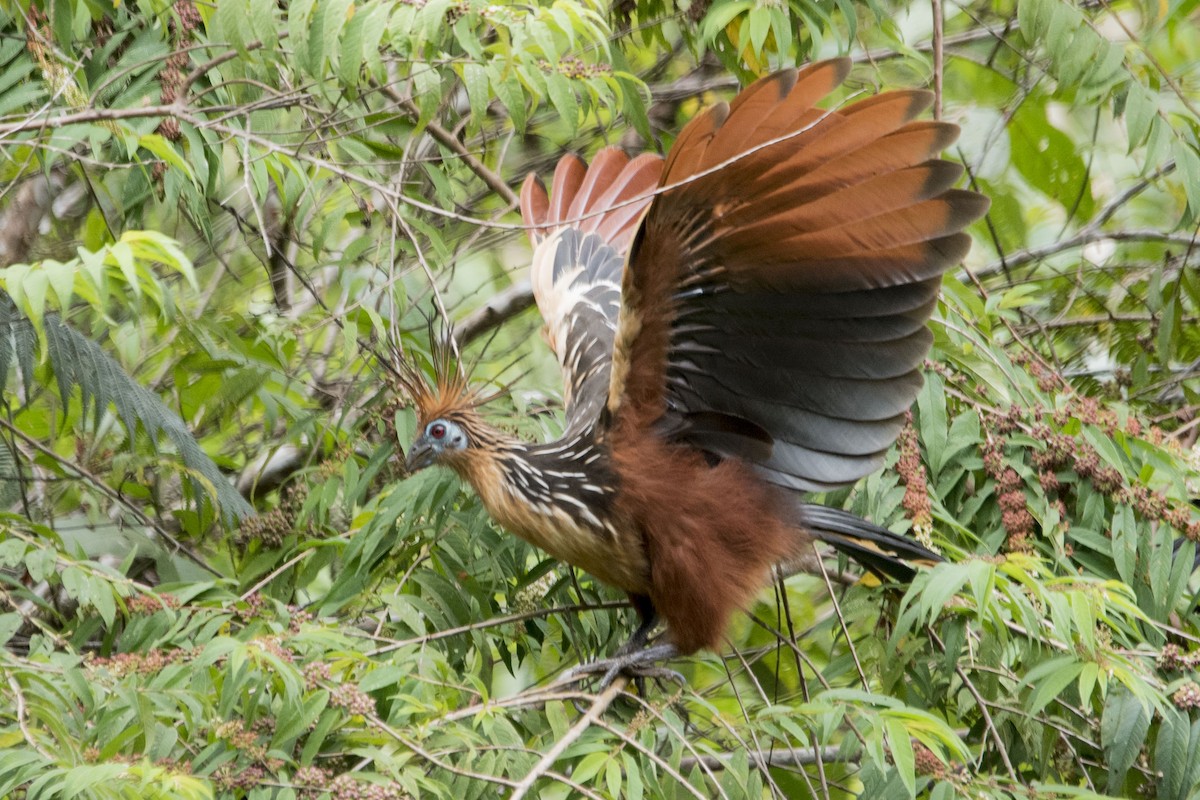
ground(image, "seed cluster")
xmin=919 ymin=355 xmax=1198 ymax=559
xmin=537 ymin=56 xmax=613 ymax=79
xmin=1173 ymin=682 xmax=1200 ymax=711
xmin=236 ymin=507 xmax=293 ymax=548
xmin=982 ymin=400 xmax=1198 ymax=549
xmin=896 ymin=415 xmax=934 ymax=547
xmin=234 ymin=481 xmax=312 ymax=548
xmin=981 ymin=434 xmax=1035 ymax=552
xmin=1158 ymin=643 xmax=1200 ymax=672
xmin=126 ymin=592 xmax=182 ymax=615
xmin=153 ymin=0 xmax=200 ymax=179
xmin=328 ymin=683 xmax=376 ymax=717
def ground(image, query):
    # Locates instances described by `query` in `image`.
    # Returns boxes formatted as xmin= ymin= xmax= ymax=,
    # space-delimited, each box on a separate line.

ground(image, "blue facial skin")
xmin=405 ymin=419 xmax=468 ymax=472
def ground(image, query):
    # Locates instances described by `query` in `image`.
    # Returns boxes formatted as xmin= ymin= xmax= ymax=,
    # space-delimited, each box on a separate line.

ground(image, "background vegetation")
xmin=0 ymin=0 xmax=1198 ymax=796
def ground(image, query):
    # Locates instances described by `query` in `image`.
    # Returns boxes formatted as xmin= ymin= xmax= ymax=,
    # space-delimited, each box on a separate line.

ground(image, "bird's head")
xmin=404 ymin=414 xmax=473 ymax=473
xmin=394 ymin=340 xmax=499 ymax=477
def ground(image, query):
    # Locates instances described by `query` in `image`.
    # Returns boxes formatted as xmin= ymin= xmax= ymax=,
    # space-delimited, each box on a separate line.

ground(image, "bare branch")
xmin=454 ymin=279 xmax=536 ymax=345
xmin=678 ymin=746 xmax=848 ymax=771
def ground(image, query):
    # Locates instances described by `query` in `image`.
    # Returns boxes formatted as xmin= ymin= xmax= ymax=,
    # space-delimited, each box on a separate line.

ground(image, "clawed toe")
xmin=566 ymin=642 xmax=683 ymax=690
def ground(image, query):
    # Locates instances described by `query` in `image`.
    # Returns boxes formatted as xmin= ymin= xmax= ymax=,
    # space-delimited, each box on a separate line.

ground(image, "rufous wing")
xmin=607 ymin=58 xmax=990 ymax=490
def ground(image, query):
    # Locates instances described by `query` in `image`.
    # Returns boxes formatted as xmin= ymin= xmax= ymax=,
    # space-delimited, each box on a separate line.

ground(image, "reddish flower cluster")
xmin=982 ymin=437 xmax=1034 ymax=552
xmin=89 ymin=646 xmax=194 ymax=676
xmin=1053 ymin=396 xmax=1119 ymax=433
xmin=235 ymin=508 xmax=294 ymax=548
xmin=1014 ymin=350 xmax=1066 ymax=393
xmin=1158 ymin=644 xmax=1200 ymax=672
xmin=303 ymin=660 xmax=333 ymax=690
xmin=323 ymin=775 xmax=407 ymax=800
xmin=235 ymin=593 xmax=268 ymax=621
xmin=289 ymin=604 xmax=315 ymax=634
xmin=214 ymin=718 xmax=266 ymax=754
xmin=212 ymin=763 xmax=267 ymax=791
xmin=126 ymin=593 xmax=182 ymax=615
xmin=234 ymin=471 xmax=316 ymax=549
xmin=253 ymin=635 xmax=296 ymax=664
xmin=444 ymin=1 xmax=472 ymax=23
xmin=1172 ymin=682 xmax=1200 ymax=711
xmin=896 ymin=416 xmax=933 ymax=544
xmin=154 ymin=0 xmax=199 ymax=155
xmin=293 ymin=765 xmax=331 ymax=786
xmin=1022 ymin=412 xmax=1199 ymax=542
xmin=912 ymin=742 xmax=945 ymax=777
xmin=1116 ymin=485 xmax=1200 ymax=542
xmin=328 ymin=683 xmax=376 ymax=717
xmin=536 ymin=56 xmax=613 ymax=79
xmin=294 ymin=766 xmax=406 ymax=800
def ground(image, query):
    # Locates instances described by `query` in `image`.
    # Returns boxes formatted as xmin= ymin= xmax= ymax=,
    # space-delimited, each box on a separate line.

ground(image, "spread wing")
xmin=607 ymin=59 xmax=990 ymax=491
xmin=520 ymin=148 xmax=661 ymax=432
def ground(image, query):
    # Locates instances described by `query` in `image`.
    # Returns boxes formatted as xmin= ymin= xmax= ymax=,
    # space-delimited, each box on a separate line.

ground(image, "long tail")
xmin=792 ymin=503 xmax=941 ymax=582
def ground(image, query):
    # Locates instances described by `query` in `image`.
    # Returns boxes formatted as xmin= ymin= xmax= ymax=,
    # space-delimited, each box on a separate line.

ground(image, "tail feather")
xmin=792 ymin=503 xmax=940 ymax=582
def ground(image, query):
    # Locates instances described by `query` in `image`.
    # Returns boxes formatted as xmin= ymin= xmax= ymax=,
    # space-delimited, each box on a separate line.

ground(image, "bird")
xmin=400 ymin=58 xmax=990 ymax=682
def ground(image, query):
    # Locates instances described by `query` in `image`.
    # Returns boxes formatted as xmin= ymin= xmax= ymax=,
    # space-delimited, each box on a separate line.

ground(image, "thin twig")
xmin=931 ymin=0 xmax=944 ymax=120
xmin=592 ymin=715 xmax=716 ymax=800
xmin=239 ymin=550 xmax=314 ymax=601
xmin=0 ymin=417 xmax=220 ymax=577
xmin=7 ymin=674 xmax=53 ymax=760
xmin=679 ymin=746 xmax=847 ymax=771
xmin=455 ymin=279 xmax=536 ymax=345
xmin=975 ymin=227 xmax=1188 ymax=280
xmin=362 ymin=599 xmax=629 ymax=655
xmin=929 ymin=628 xmax=1019 ymax=782
xmin=816 ymin=555 xmax=870 ymax=689
xmin=509 ymin=677 xmax=629 ymax=800
xmin=378 ymin=82 xmax=518 ymax=205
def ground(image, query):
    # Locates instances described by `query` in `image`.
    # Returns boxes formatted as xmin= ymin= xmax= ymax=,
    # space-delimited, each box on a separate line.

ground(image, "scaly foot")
xmin=567 ymin=642 xmax=683 ymax=690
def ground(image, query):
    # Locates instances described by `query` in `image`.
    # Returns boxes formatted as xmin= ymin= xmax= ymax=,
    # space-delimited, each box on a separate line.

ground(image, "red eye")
xmin=430 ymin=423 xmax=446 ymax=440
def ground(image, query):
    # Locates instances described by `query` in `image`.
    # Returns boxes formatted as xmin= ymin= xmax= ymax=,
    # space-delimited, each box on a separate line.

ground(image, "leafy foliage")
xmin=0 ymin=0 xmax=1198 ymax=798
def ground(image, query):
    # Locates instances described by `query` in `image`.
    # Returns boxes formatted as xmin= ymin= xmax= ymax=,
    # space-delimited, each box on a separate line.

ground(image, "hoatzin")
xmin=401 ymin=59 xmax=989 ymax=681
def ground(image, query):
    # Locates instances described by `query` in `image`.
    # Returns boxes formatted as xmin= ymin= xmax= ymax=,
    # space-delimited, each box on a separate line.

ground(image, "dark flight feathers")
xmin=522 ymin=58 xmax=989 ymax=492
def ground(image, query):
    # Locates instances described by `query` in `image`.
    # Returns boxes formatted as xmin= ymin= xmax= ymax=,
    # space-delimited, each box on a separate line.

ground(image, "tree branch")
xmin=454 ymin=279 xmax=535 ymax=345
xmin=678 ymin=746 xmax=847 ymax=770
xmin=509 ymin=677 xmax=630 ymax=800
xmin=976 ymin=229 xmax=1199 ymax=280
xmin=378 ymin=81 xmax=518 ymax=205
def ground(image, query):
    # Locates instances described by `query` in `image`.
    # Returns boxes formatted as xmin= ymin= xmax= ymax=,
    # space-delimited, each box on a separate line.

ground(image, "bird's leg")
xmin=568 ymin=594 xmax=684 ymax=690
xmin=614 ymin=594 xmax=659 ymax=657
xmin=568 ymin=642 xmax=683 ymax=689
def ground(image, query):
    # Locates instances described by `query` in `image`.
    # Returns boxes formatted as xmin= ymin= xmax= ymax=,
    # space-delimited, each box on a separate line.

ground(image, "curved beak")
xmin=404 ymin=437 xmax=436 ymax=474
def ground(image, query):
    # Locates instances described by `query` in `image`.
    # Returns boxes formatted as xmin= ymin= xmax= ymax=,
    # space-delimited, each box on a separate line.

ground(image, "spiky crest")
xmin=394 ymin=331 xmax=500 ymax=427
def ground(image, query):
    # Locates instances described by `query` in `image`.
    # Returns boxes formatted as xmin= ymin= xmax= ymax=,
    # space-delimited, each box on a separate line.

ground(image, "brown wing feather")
xmin=608 ymin=60 xmax=989 ymax=490
xmin=519 ymin=173 xmax=550 ymax=241
xmin=520 ymin=148 xmax=663 ymax=430
xmin=549 ymin=155 xmax=587 ymax=227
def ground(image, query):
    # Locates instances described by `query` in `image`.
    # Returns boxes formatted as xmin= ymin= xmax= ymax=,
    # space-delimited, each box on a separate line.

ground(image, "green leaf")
xmin=1102 ymin=687 xmax=1151 ymax=795
xmin=1010 ymin=101 xmax=1094 ymax=219
xmin=1025 ymin=656 xmax=1084 ymax=715
xmin=544 ymin=71 xmax=578 ymax=135
xmin=885 ymin=717 xmax=916 ymax=797
xmin=40 ymin=260 xmax=75 ymax=312
xmin=287 ymin=0 xmax=318 ymax=74
xmin=0 ymin=613 xmax=20 ymax=646
xmin=1174 ymin=141 xmax=1200 ymax=217
xmin=701 ymin=1 xmax=753 ymax=44
xmin=1155 ymin=708 xmax=1200 ymax=800
xmin=1124 ymin=83 xmax=1156 ymax=149
xmin=249 ymin=0 xmax=279 ymax=49
xmin=462 ymin=62 xmax=489 ymax=125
